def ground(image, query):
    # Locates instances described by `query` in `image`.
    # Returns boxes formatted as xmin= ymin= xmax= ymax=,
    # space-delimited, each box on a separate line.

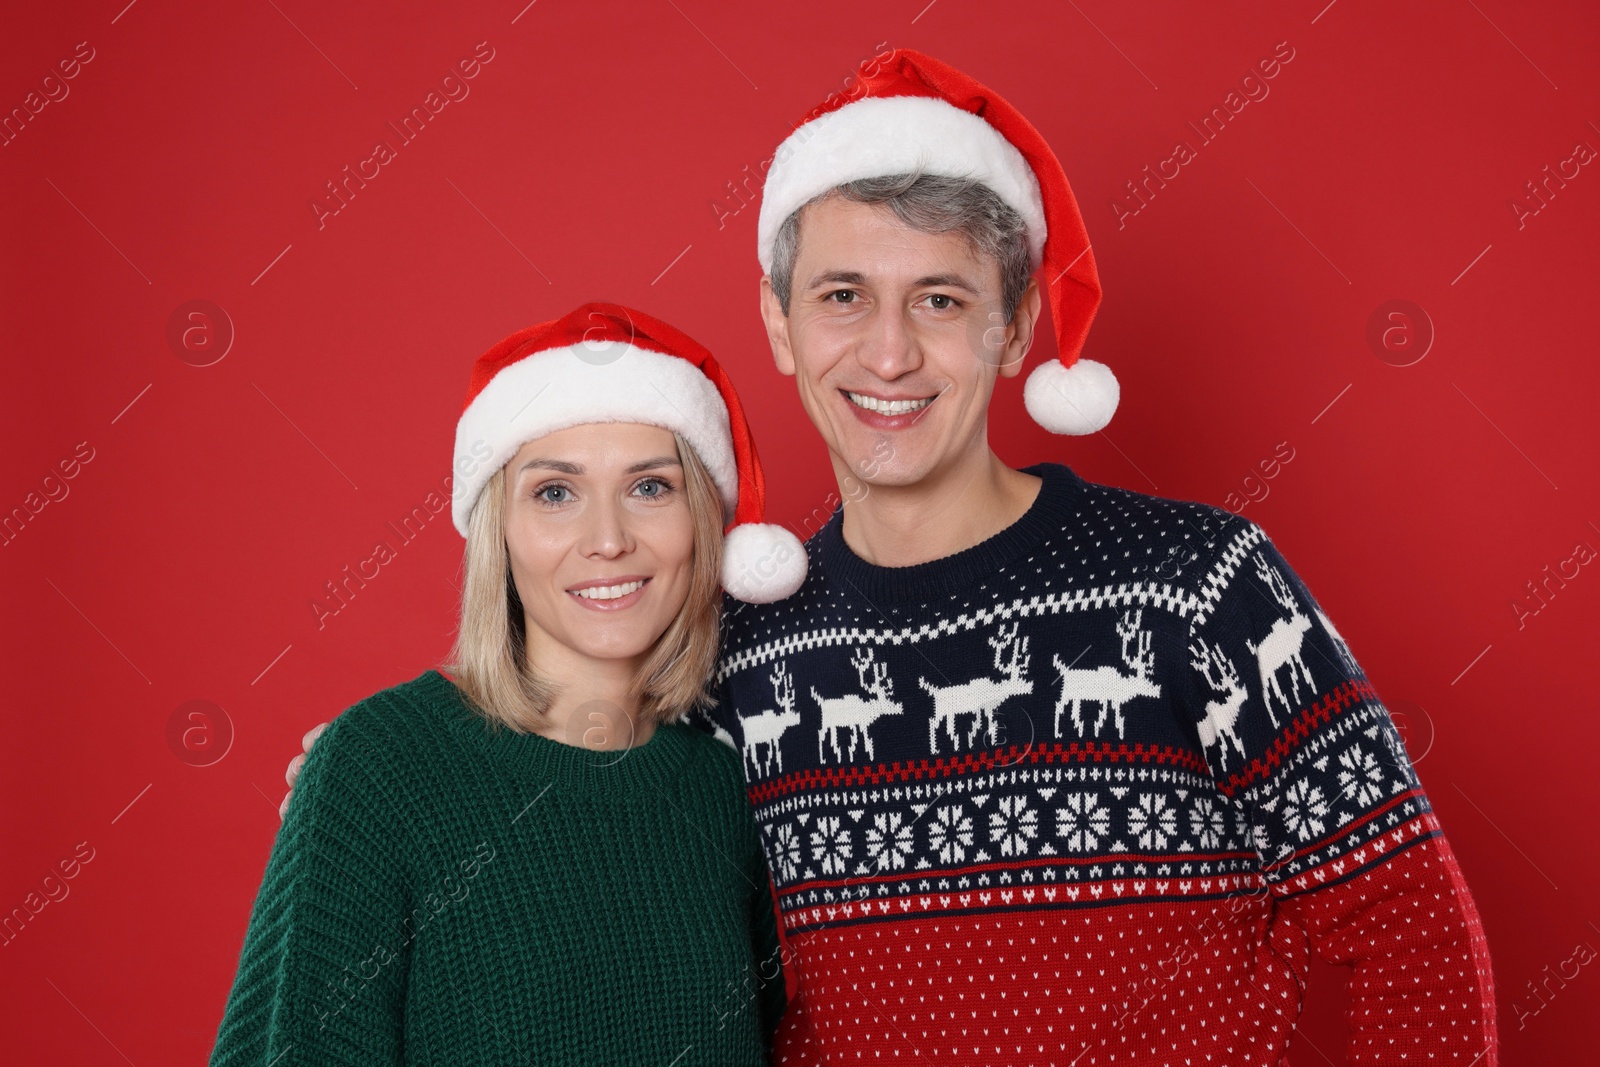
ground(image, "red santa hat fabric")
xmin=451 ymin=303 xmax=806 ymax=603
xmin=757 ymin=48 xmax=1118 ymax=435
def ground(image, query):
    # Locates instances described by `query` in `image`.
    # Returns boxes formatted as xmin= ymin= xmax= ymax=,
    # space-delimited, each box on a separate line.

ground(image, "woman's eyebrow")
xmin=518 ymin=458 xmax=581 ymax=475
xmin=625 ymin=456 xmax=682 ymax=474
xmin=517 ymin=456 xmax=681 ymax=477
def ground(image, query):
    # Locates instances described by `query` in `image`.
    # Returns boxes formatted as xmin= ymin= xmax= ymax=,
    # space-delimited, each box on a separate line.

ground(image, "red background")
xmin=3 ymin=1 xmax=1596 ymax=1062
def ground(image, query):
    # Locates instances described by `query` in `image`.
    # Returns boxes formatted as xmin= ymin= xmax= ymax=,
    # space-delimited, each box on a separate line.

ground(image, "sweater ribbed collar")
xmin=814 ymin=462 xmax=1083 ymax=603
xmin=418 ymin=669 xmax=697 ymax=795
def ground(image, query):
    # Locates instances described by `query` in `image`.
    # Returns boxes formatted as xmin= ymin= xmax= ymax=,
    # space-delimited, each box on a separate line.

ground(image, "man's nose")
xmin=854 ymin=305 xmax=924 ymax=382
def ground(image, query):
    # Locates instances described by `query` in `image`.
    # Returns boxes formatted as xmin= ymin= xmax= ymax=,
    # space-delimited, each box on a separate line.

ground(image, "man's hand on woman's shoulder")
xmin=279 ymin=721 xmax=329 ymax=819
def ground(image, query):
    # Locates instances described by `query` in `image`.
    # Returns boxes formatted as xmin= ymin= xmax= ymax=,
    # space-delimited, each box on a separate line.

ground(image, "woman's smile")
xmin=566 ymin=575 xmax=651 ymax=611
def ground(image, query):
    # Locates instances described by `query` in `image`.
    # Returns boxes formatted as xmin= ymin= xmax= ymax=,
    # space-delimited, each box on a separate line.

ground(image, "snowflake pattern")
xmin=1379 ymin=725 xmax=1419 ymax=792
xmin=1128 ymin=793 xmax=1177 ymax=850
xmin=1337 ymin=743 xmax=1385 ymax=809
xmin=810 ymin=815 xmax=852 ymax=875
xmin=1282 ymin=778 xmax=1329 ymax=842
xmin=928 ymin=803 xmax=973 ymax=864
xmin=989 ymin=794 xmax=1039 ymax=857
xmin=771 ymin=822 xmax=801 ymax=881
xmin=756 ymin=734 xmax=1415 ymax=899
xmin=1055 ymin=792 xmax=1110 ymax=852
xmin=1190 ymin=796 xmax=1225 ymax=850
xmin=864 ymin=811 xmax=914 ymax=871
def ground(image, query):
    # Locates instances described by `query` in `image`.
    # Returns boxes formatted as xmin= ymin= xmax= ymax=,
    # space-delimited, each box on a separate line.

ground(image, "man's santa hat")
xmin=757 ymin=48 xmax=1117 ymax=435
xmin=450 ymin=303 xmax=807 ymax=603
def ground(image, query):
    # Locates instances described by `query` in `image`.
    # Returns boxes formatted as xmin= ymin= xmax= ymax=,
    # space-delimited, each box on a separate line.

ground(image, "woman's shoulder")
xmin=667 ymin=713 xmax=737 ymax=757
xmin=307 ymin=669 xmax=470 ymax=778
xmin=658 ymin=721 xmax=763 ymax=872
xmin=664 ymin=718 xmax=750 ymax=796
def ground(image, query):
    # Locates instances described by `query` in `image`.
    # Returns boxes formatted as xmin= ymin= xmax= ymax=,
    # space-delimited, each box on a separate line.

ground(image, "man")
xmin=290 ymin=48 xmax=1498 ymax=1066
xmin=697 ymin=49 xmax=1497 ymax=1066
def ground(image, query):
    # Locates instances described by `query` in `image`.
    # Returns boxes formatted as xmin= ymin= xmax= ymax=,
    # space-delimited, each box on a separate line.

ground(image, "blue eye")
xmin=634 ymin=477 xmax=674 ymax=499
xmin=534 ymin=484 xmax=571 ymax=504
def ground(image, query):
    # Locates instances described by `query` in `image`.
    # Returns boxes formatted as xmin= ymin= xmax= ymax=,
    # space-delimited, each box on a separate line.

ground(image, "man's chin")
xmin=837 ymin=449 xmax=939 ymax=492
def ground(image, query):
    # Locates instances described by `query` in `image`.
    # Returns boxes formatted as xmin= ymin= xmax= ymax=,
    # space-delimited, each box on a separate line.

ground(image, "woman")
xmin=210 ymin=304 xmax=807 ymax=1066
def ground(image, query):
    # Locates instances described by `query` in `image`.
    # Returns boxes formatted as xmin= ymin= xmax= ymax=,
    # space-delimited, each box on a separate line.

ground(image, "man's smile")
xmin=841 ymin=388 xmax=938 ymax=428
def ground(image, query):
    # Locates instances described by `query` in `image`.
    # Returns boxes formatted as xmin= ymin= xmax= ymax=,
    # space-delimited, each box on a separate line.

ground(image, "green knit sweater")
xmin=210 ymin=669 xmax=786 ymax=1066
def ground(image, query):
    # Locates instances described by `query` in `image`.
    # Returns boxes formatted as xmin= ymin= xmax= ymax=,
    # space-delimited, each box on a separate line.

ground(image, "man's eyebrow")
xmin=804 ymin=269 xmax=868 ymax=290
xmin=912 ymin=273 xmax=981 ymax=293
xmin=802 ymin=269 xmax=982 ymax=294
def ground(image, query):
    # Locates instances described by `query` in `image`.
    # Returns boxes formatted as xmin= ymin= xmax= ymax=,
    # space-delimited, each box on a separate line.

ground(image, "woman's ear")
xmin=760 ymin=277 xmax=797 ymax=377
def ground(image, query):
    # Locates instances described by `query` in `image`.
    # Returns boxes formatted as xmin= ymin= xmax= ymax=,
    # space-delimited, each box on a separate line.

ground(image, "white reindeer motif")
xmin=1245 ymin=554 xmax=1315 ymax=725
xmin=813 ymin=648 xmax=902 ymax=763
xmin=739 ymin=661 xmax=800 ymax=776
xmin=1314 ymin=605 xmax=1358 ymax=675
xmin=922 ymin=623 xmax=1033 ymax=753
xmin=1049 ymin=609 xmax=1162 ymax=740
xmin=1191 ymin=636 xmax=1248 ymax=769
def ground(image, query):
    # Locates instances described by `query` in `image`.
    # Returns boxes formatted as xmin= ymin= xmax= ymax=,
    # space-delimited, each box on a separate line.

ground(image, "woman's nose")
xmin=577 ymin=497 xmax=633 ymax=558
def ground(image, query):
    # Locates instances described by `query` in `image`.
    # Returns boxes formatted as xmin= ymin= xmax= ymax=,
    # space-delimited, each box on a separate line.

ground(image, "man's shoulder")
xmin=1046 ymin=463 xmax=1252 ymax=584
xmin=716 ymin=550 xmax=829 ymax=648
xmin=1040 ymin=460 xmax=1242 ymax=533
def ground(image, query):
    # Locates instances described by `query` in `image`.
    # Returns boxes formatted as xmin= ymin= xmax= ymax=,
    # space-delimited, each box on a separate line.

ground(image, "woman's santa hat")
xmin=757 ymin=48 xmax=1117 ymax=435
xmin=450 ymin=303 xmax=807 ymax=603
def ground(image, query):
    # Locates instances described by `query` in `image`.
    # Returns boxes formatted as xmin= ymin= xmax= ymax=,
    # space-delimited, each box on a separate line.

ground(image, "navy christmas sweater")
xmin=691 ymin=462 xmax=1497 ymax=1066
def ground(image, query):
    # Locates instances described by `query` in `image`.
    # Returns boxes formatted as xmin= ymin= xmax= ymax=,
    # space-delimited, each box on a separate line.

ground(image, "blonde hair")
xmin=441 ymin=432 xmax=724 ymax=732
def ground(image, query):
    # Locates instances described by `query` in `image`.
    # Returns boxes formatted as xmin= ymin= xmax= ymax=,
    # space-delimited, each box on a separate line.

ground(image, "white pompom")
xmin=722 ymin=523 xmax=808 ymax=603
xmin=1023 ymin=358 xmax=1119 ymax=435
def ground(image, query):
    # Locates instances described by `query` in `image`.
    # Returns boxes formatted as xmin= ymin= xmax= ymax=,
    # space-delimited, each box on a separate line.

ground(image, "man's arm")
xmin=745 ymin=805 xmax=790 ymax=1048
xmin=1186 ymin=517 xmax=1497 ymax=1066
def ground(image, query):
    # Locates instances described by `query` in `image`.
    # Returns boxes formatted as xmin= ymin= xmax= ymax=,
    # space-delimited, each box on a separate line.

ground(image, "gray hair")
xmin=768 ymin=172 xmax=1033 ymax=321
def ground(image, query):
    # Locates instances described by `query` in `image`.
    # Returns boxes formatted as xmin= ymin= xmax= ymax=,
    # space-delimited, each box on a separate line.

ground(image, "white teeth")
xmin=572 ymin=580 xmax=645 ymax=600
xmin=846 ymin=391 xmax=933 ymax=415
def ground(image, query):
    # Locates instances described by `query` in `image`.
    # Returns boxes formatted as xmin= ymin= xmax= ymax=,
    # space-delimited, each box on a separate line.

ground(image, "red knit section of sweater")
xmin=770 ymin=835 xmax=1497 ymax=1066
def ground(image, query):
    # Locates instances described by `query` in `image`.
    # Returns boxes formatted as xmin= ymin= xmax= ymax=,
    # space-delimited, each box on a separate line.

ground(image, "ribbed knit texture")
xmin=210 ymin=669 xmax=786 ymax=1066
xmin=695 ymin=462 xmax=1498 ymax=1066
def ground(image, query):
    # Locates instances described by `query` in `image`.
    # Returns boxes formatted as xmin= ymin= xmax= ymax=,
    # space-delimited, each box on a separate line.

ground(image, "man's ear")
xmin=996 ymin=277 xmax=1042 ymax=380
xmin=759 ymin=276 xmax=797 ymax=377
